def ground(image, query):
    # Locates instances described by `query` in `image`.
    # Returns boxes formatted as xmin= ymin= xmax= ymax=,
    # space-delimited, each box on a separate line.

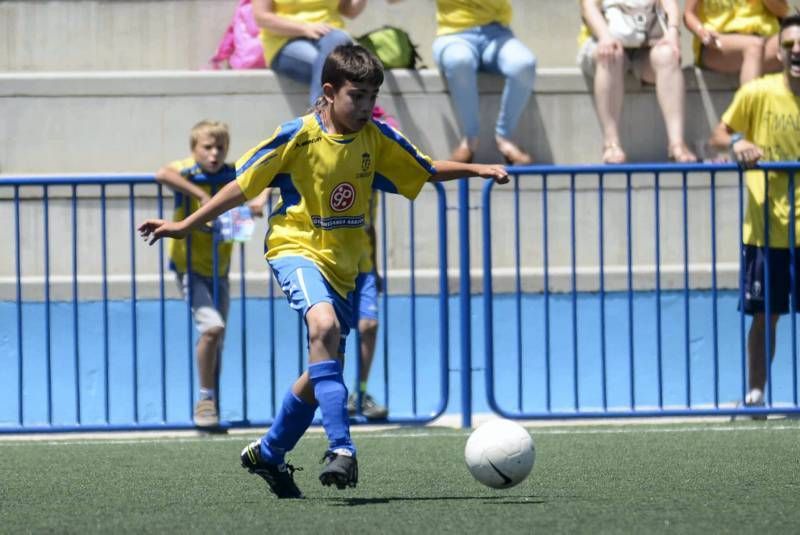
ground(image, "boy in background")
xmin=155 ymin=121 xmax=266 ymax=428
xmin=140 ymin=45 xmax=508 ymax=497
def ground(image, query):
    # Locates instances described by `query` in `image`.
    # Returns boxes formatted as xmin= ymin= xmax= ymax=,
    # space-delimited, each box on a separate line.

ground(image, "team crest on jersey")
xmin=330 ymin=182 xmax=356 ymax=212
xmin=361 ymin=152 xmax=371 ymax=172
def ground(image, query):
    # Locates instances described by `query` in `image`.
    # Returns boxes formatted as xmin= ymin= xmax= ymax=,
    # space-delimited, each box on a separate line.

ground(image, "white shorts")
xmin=176 ymin=272 xmax=229 ymax=334
xmin=577 ymin=38 xmax=649 ymax=79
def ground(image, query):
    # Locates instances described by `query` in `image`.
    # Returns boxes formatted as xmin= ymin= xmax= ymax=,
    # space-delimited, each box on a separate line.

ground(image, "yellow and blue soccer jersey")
xmin=167 ymin=157 xmax=237 ymax=277
xmin=723 ymin=74 xmax=800 ymax=248
xmin=235 ymin=113 xmax=435 ymax=297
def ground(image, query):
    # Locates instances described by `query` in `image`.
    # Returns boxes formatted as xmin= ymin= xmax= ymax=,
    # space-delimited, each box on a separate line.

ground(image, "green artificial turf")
xmin=1 ymin=421 xmax=799 ymax=534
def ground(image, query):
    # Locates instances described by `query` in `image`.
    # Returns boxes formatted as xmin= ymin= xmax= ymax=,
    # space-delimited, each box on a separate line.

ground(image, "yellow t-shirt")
xmin=436 ymin=0 xmax=512 ymax=36
xmin=722 ymin=73 xmax=800 ymax=248
xmin=693 ymin=0 xmax=781 ymax=63
xmin=236 ymin=114 xmax=435 ymax=297
xmin=167 ymin=157 xmax=236 ymax=277
xmin=260 ymin=0 xmax=345 ymax=65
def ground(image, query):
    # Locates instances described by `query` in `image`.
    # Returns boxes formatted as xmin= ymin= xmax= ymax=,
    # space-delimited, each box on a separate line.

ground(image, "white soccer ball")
xmin=464 ymin=419 xmax=535 ymax=489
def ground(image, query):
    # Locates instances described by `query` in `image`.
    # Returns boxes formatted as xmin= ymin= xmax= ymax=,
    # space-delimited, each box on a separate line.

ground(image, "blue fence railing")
xmin=481 ymin=162 xmax=800 ymax=420
xmin=0 ymin=175 xmax=449 ymax=432
xmin=4 ymin=163 xmax=800 ymax=432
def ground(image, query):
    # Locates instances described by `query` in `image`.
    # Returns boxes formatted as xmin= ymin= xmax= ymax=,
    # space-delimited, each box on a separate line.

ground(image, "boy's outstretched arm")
xmin=429 ymin=161 xmax=510 ymax=184
xmin=155 ymin=166 xmax=212 ymax=205
xmin=139 ymin=180 xmax=247 ymax=245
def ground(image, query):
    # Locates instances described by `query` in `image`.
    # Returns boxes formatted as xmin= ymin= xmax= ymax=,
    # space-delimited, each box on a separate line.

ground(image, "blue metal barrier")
xmin=479 ymin=162 xmax=800 ymax=420
xmin=0 ymin=175 xmax=449 ymax=432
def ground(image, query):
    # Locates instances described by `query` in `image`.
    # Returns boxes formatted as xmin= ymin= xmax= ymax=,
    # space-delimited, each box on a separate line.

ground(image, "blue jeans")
xmin=432 ymin=23 xmax=536 ymax=139
xmin=271 ymin=29 xmax=353 ymax=106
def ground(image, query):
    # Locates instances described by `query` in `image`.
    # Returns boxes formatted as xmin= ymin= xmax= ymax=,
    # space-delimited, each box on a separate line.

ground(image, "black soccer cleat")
xmin=240 ymin=439 xmax=304 ymax=499
xmin=319 ymin=450 xmax=358 ymax=489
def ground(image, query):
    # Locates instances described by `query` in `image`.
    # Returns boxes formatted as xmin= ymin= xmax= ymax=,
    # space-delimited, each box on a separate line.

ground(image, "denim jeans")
xmin=432 ymin=23 xmax=536 ymax=139
xmin=271 ymin=29 xmax=353 ymax=106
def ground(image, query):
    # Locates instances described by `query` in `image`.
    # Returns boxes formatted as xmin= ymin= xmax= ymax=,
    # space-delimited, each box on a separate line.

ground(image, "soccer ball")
xmin=464 ymin=419 xmax=535 ymax=489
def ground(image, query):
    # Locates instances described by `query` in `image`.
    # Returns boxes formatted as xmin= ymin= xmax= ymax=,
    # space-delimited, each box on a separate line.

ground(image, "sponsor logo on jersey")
xmin=330 ymin=182 xmax=356 ymax=212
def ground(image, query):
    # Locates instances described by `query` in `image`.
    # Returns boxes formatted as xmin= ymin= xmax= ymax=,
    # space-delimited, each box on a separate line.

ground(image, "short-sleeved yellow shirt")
xmin=260 ymin=0 xmax=345 ymax=65
xmin=167 ymin=157 xmax=236 ymax=277
xmin=692 ymin=0 xmax=780 ymax=63
xmin=722 ymin=74 xmax=800 ymax=248
xmin=236 ymin=114 xmax=435 ymax=297
xmin=436 ymin=0 xmax=512 ymax=36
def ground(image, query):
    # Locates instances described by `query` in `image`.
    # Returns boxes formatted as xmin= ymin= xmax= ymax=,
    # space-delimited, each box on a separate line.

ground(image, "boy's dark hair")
xmin=780 ymin=13 xmax=800 ymax=34
xmin=321 ymin=44 xmax=384 ymax=90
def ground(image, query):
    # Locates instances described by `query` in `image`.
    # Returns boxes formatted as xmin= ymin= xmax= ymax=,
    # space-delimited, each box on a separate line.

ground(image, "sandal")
xmin=668 ymin=142 xmax=697 ymax=163
xmin=602 ymin=142 xmax=626 ymax=164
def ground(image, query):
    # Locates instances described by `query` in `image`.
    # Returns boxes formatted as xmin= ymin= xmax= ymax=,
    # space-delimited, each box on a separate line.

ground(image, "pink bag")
xmin=209 ymin=0 xmax=265 ymax=70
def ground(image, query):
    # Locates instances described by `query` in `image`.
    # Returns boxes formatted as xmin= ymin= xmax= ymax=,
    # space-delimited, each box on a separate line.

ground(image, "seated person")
xmin=683 ymin=0 xmax=789 ymax=86
xmin=578 ymin=0 xmax=697 ymax=163
xmin=430 ymin=0 xmax=537 ymax=164
xmin=252 ymin=0 xmax=365 ymax=106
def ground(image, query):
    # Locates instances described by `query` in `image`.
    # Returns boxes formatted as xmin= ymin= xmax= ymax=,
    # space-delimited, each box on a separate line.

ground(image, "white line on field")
xmin=0 ymin=423 xmax=798 ymax=446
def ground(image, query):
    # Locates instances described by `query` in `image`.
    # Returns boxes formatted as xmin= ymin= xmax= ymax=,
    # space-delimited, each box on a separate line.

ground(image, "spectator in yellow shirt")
xmin=709 ymin=14 xmax=800 ymax=416
xmin=252 ymin=0 xmax=366 ymax=106
xmin=684 ymin=0 xmax=789 ymax=86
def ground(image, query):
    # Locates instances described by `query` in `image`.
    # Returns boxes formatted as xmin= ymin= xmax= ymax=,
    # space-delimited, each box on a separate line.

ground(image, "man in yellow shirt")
xmin=710 ymin=14 xmax=800 ymax=415
xmin=140 ymin=44 xmax=508 ymax=498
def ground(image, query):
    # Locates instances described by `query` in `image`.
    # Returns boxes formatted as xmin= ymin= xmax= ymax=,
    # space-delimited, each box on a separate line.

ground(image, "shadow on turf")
xmin=328 ymin=496 xmax=547 ymax=506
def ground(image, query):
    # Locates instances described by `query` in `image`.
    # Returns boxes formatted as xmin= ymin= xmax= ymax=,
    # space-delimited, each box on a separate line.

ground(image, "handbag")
xmin=602 ymin=0 xmax=665 ymax=48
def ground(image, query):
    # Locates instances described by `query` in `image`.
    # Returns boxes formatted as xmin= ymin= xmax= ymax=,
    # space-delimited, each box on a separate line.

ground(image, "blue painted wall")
xmin=2 ymin=291 xmax=799 ymax=428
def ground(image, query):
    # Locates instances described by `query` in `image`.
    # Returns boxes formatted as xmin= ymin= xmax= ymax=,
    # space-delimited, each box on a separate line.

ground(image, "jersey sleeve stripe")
xmin=372 ymin=120 xmax=436 ymax=175
xmin=373 ymin=172 xmax=399 ymax=193
xmin=236 ymin=118 xmax=303 ymax=177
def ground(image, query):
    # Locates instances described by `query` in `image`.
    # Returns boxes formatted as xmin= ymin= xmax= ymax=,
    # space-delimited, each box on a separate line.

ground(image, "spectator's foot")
xmin=602 ymin=142 xmax=626 ymax=164
xmin=319 ymin=449 xmax=358 ymax=489
xmin=450 ymin=144 xmax=474 ymax=163
xmin=240 ymin=439 xmax=304 ymax=499
xmin=193 ymin=399 xmax=219 ymax=428
xmin=348 ymin=392 xmax=389 ymax=420
xmin=496 ymin=138 xmax=532 ymax=165
xmin=668 ymin=142 xmax=698 ymax=163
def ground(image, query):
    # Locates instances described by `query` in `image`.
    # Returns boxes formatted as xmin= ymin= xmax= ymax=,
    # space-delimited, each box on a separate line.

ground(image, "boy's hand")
xmin=138 ymin=219 xmax=188 ymax=245
xmin=732 ymin=139 xmax=763 ymax=168
xmin=473 ymin=164 xmax=510 ymax=184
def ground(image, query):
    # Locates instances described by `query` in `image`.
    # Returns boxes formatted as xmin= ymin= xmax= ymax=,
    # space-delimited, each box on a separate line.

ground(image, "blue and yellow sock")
xmin=259 ymin=390 xmax=317 ymax=465
xmin=309 ymin=360 xmax=356 ymax=456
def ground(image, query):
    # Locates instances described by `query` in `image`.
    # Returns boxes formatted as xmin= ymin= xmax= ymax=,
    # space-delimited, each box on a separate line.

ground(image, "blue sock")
xmin=259 ymin=390 xmax=317 ymax=465
xmin=308 ymin=360 xmax=356 ymax=456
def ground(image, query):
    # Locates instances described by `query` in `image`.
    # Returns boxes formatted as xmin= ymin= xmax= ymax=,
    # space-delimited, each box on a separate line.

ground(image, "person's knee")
xmin=440 ymin=44 xmax=478 ymax=76
xmin=507 ymin=55 xmax=537 ymax=88
xmin=201 ymin=325 xmax=225 ymax=344
xmin=742 ymin=38 xmax=766 ymax=60
xmin=359 ymin=318 xmax=378 ymax=337
xmin=307 ymin=308 xmax=341 ymax=348
xmin=650 ymin=43 xmax=679 ymax=70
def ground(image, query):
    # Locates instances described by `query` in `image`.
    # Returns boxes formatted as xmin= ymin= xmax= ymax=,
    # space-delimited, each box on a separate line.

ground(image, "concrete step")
xmin=0 ymin=67 xmax=738 ymax=174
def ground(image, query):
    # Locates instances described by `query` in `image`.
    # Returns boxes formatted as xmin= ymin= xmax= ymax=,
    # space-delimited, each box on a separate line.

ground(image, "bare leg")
xmin=197 ymin=326 xmax=224 ymax=391
xmin=747 ymin=313 xmax=780 ymax=394
xmin=358 ymin=318 xmax=378 ymax=384
xmin=593 ymin=46 xmax=626 ymax=163
xmin=291 ymin=302 xmax=343 ymax=405
xmin=699 ymin=34 xmax=767 ymax=85
xmin=643 ymin=43 xmax=695 ymax=162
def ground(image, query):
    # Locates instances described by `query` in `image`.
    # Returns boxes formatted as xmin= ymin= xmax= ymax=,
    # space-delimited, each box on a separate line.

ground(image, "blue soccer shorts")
xmin=268 ymin=256 xmax=354 ymax=355
xmin=355 ymin=270 xmax=379 ymax=321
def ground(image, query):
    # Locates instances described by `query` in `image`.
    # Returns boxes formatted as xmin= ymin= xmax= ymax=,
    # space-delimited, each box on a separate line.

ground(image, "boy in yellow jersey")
xmin=140 ymin=44 xmax=508 ymax=498
xmin=155 ymin=121 xmax=267 ymax=429
xmin=710 ymin=14 xmax=800 ymax=417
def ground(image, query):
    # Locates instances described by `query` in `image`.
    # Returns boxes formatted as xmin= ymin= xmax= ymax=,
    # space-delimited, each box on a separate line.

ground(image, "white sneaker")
xmin=731 ymin=390 xmax=766 ymax=421
xmin=193 ymin=399 xmax=219 ymax=428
